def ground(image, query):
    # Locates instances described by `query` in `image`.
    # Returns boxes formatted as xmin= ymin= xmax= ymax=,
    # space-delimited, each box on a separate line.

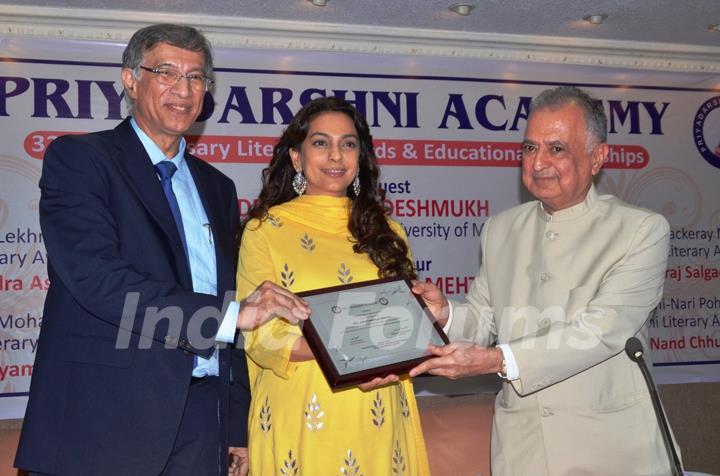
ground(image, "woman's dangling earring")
xmin=292 ymin=169 xmax=307 ymax=195
xmin=351 ymin=172 xmax=361 ymax=197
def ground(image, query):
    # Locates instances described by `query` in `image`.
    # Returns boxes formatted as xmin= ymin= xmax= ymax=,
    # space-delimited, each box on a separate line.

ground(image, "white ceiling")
xmin=1 ymin=0 xmax=720 ymax=71
xmin=3 ymin=0 xmax=720 ymax=46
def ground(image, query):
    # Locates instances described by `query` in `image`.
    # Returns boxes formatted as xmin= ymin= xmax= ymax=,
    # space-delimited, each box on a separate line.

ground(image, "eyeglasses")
xmin=138 ymin=66 xmax=214 ymax=91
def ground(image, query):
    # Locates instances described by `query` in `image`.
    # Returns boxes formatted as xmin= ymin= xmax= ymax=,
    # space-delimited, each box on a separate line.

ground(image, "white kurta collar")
xmin=536 ymin=184 xmax=598 ymax=223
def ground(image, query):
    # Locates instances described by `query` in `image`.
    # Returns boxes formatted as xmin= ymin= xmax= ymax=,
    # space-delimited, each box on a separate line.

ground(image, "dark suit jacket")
xmin=15 ymin=118 xmax=250 ymax=476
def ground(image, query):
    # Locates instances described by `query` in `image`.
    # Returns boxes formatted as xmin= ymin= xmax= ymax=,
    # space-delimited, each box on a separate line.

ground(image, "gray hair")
xmin=531 ymin=86 xmax=607 ymax=145
xmin=122 ymin=23 xmax=213 ymax=77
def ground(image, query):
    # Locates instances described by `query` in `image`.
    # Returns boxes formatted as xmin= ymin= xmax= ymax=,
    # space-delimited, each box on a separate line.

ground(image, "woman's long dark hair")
xmin=241 ymin=96 xmax=416 ymax=280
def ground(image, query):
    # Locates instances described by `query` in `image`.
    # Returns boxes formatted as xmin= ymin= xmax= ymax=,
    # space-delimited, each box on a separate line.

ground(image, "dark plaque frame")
xmin=298 ymin=277 xmax=449 ymax=389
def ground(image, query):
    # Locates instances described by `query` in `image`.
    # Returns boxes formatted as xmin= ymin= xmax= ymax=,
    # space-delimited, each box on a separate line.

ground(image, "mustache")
xmin=531 ymin=171 xmax=557 ymax=179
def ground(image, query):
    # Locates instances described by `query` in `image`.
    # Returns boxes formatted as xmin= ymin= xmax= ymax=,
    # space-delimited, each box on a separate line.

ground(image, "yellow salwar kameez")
xmin=237 ymin=194 xmax=430 ymax=476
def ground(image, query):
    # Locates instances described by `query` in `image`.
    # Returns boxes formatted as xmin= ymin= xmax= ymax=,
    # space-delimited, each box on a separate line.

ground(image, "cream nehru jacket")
xmin=449 ymin=185 xmax=676 ymax=476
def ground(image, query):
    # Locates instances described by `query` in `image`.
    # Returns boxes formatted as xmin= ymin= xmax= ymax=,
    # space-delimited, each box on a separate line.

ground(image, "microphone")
xmin=625 ymin=337 xmax=683 ymax=476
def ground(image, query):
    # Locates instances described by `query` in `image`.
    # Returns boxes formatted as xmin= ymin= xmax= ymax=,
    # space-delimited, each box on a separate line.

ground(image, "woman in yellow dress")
xmin=236 ymin=96 xmax=430 ymax=475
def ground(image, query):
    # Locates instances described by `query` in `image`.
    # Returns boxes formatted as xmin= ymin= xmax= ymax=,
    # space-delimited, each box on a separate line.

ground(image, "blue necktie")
xmin=155 ymin=160 xmax=201 ymax=369
xmin=155 ymin=161 xmax=189 ymax=263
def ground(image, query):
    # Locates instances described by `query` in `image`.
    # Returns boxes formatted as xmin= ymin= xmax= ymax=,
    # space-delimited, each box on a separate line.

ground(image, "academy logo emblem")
xmin=693 ymin=96 xmax=720 ymax=169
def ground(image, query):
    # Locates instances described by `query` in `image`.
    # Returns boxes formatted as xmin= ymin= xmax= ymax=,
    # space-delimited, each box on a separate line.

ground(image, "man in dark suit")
xmin=15 ymin=23 xmax=308 ymax=476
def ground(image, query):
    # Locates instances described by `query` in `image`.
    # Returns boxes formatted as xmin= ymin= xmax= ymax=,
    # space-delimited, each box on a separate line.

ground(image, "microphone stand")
xmin=625 ymin=337 xmax=683 ymax=476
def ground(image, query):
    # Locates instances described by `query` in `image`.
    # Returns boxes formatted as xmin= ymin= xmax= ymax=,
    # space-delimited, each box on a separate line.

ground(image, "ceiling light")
xmin=583 ymin=14 xmax=607 ymax=25
xmin=308 ymin=0 xmax=328 ymax=6
xmin=449 ymin=4 xmax=475 ymax=16
xmin=709 ymin=24 xmax=720 ymax=32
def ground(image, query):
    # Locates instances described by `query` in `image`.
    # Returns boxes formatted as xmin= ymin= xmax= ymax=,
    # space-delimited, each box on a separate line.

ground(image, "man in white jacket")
xmin=411 ymin=86 xmax=676 ymax=476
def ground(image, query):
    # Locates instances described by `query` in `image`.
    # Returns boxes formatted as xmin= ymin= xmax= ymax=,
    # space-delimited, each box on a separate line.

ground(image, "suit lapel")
xmin=110 ymin=118 xmax=193 ymax=286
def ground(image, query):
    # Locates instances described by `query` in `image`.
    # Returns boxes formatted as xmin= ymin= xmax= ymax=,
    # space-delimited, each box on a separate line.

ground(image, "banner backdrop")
xmin=1 ymin=35 xmax=719 ymax=418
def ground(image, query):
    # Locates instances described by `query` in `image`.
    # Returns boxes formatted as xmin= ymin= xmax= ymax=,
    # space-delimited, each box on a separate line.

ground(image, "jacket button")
xmin=540 ymin=272 xmax=551 ymax=282
xmin=545 ymin=230 xmax=557 ymax=240
xmin=541 ymin=407 xmax=554 ymax=417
